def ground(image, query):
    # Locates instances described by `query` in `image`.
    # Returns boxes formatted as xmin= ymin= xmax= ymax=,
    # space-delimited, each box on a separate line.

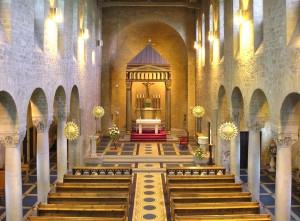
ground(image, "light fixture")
xmin=234 ymin=9 xmax=249 ymax=25
xmin=50 ymin=7 xmax=63 ymax=23
xmin=194 ymin=41 xmax=201 ymax=49
xmin=80 ymin=28 xmax=89 ymax=39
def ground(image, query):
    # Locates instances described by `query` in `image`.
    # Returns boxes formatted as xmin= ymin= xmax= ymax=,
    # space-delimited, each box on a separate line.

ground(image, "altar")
xmin=136 ymin=119 xmax=161 ymax=134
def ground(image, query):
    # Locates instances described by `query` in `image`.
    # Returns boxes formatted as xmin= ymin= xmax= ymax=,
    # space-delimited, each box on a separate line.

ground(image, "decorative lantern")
xmin=92 ymin=106 xmax=105 ymax=118
xmin=64 ymin=121 xmax=79 ymax=140
xmin=218 ymin=122 xmax=238 ymax=140
xmin=192 ymin=106 xmax=205 ymax=118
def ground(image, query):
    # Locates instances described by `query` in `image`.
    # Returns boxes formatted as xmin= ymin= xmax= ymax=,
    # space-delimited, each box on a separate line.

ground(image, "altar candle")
xmin=209 ymin=127 xmax=212 ymax=144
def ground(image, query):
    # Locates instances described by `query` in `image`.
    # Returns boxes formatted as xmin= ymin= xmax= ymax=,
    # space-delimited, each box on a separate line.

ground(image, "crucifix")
xmin=142 ymin=82 xmax=154 ymax=98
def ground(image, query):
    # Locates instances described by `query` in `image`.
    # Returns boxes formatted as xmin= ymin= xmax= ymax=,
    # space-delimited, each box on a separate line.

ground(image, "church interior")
xmin=1 ymin=0 xmax=300 ymax=220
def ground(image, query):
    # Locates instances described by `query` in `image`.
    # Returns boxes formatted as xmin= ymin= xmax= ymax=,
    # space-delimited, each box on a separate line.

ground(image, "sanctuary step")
xmin=130 ymin=129 xmax=167 ymax=141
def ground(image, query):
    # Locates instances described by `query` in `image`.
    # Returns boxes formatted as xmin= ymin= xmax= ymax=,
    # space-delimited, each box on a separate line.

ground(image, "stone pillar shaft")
xmin=272 ymin=132 xmax=298 ymax=221
xmin=231 ymin=112 xmax=241 ymax=181
xmin=0 ymin=132 xmax=25 ymax=221
xmin=248 ymin=129 xmax=260 ymax=201
xmin=36 ymin=129 xmax=50 ymax=203
xmin=165 ymin=81 xmax=171 ymax=133
xmin=5 ymin=143 xmax=23 ymax=221
xmin=57 ymin=117 xmax=67 ymax=182
xmin=126 ymin=82 xmax=132 ymax=133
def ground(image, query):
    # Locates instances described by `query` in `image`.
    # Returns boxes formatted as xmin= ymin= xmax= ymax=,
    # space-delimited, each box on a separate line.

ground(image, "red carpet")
xmin=130 ymin=130 xmax=167 ymax=141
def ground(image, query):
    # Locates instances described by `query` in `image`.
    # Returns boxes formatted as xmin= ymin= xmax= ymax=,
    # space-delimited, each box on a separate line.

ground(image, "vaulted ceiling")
xmin=98 ymin=0 xmax=200 ymax=8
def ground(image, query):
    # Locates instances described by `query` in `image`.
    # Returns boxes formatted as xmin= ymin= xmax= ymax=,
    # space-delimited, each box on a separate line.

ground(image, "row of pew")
xmin=28 ymin=167 xmax=133 ymax=221
xmin=166 ymin=167 xmax=271 ymax=221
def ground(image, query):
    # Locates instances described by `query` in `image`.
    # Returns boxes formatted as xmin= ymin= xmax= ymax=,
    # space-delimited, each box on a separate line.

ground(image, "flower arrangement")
xmin=194 ymin=145 xmax=204 ymax=160
xmin=267 ymin=144 xmax=277 ymax=157
xmin=109 ymin=124 xmax=120 ymax=139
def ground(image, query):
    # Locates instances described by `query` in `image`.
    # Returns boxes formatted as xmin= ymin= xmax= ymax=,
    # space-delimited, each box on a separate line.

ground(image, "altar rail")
xmin=126 ymin=71 xmax=171 ymax=82
xmin=166 ymin=167 xmax=226 ymax=176
xmin=72 ymin=167 xmax=132 ymax=176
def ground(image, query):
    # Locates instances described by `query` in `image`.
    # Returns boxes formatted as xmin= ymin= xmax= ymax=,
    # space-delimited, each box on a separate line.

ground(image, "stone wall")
xmin=0 ymin=0 xmax=102 ymax=161
xmin=196 ymin=0 xmax=300 ymax=165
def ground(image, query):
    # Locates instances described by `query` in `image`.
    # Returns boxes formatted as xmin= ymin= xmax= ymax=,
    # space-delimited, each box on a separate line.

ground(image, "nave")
xmin=1 ymin=139 xmax=300 ymax=220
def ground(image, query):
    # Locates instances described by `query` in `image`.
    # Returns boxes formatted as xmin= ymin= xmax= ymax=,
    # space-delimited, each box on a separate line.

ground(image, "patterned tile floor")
xmin=1 ymin=140 xmax=299 ymax=220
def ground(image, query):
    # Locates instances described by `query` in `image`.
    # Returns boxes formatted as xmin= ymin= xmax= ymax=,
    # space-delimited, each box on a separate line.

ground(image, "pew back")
xmin=174 ymin=214 xmax=271 ymax=221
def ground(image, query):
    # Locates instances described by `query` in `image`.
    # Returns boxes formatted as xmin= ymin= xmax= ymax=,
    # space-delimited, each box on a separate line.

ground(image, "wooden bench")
xmin=174 ymin=213 xmax=271 ymax=221
xmin=29 ymin=217 xmax=126 ymax=221
xmin=168 ymin=183 xmax=243 ymax=195
xmin=63 ymin=174 xmax=132 ymax=184
xmin=170 ymin=192 xmax=252 ymax=204
xmin=72 ymin=166 xmax=132 ymax=175
xmin=37 ymin=203 xmax=127 ymax=218
xmin=48 ymin=192 xmax=130 ymax=205
xmin=171 ymin=202 xmax=260 ymax=219
xmin=166 ymin=166 xmax=226 ymax=176
xmin=0 ymin=171 xmax=4 ymax=206
xmin=55 ymin=182 xmax=131 ymax=194
xmin=167 ymin=174 xmax=235 ymax=185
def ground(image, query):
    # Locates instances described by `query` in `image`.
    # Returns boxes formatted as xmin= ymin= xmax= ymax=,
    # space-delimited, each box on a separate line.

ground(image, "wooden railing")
xmin=72 ymin=166 xmax=132 ymax=176
xmin=166 ymin=166 xmax=226 ymax=176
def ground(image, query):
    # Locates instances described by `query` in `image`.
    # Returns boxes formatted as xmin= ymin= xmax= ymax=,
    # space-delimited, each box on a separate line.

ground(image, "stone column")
xmin=33 ymin=117 xmax=53 ymax=203
xmin=165 ymin=80 xmax=171 ymax=134
xmin=247 ymin=120 xmax=264 ymax=202
xmin=0 ymin=130 xmax=25 ymax=221
xmin=126 ymin=82 xmax=132 ymax=134
xmin=231 ymin=112 xmax=241 ymax=181
xmin=57 ymin=112 xmax=67 ymax=182
xmin=272 ymin=131 xmax=298 ymax=221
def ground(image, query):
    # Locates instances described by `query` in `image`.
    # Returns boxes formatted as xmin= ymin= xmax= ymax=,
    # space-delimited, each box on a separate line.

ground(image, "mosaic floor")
xmin=0 ymin=140 xmax=300 ymax=220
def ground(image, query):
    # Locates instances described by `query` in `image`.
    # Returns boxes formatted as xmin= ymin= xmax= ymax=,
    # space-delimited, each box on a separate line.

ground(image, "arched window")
xmin=254 ymin=0 xmax=263 ymax=52
xmin=219 ymin=0 xmax=224 ymax=58
xmin=209 ymin=5 xmax=214 ymax=62
xmin=34 ymin=0 xmax=45 ymax=50
xmin=0 ymin=0 xmax=11 ymax=43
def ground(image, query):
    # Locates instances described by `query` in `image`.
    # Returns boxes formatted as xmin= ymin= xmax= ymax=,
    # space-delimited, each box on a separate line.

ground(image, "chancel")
xmin=0 ymin=1 xmax=299 ymax=221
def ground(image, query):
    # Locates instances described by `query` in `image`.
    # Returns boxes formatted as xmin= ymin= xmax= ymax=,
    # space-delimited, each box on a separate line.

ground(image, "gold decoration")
xmin=192 ymin=105 xmax=205 ymax=118
xmin=219 ymin=122 xmax=238 ymax=140
xmin=64 ymin=121 xmax=79 ymax=140
xmin=93 ymin=106 xmax=105 ymax=118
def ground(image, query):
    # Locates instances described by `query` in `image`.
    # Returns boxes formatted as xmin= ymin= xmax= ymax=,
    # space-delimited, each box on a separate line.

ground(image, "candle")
xmin=143 ymin=94 xmax=144 ymax=98
xmin=137 ymin=94 xmax=138 ymax=98
xmin=209 ymin=127 xmax=212 ymax=144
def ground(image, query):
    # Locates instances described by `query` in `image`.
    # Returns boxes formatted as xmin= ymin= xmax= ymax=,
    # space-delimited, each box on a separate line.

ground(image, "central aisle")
xmin=132 ymin=143 xmax=168 ymax=221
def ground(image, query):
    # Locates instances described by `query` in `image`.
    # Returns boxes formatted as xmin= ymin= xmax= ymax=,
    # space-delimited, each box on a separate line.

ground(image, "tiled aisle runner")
xmin=133 ymin=143 xmax=167 ymax=221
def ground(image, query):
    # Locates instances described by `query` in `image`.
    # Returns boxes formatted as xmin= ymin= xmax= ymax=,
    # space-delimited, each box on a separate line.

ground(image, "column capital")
xmin=126 ymin=82 xmax=132 ymax=90
xmin=247 ymin=119 xmax=265 ymax=132
xmin=33 ymin=115 xmax=53 ymax=133
xmin=57 ymin=110 xmax=67 ymax=121
xmin=165 ymin=80 xmax=171 ymax=89
xmin=0 ymin=129 xmax=26 ymax=148
xmin=271 ymin=131 xmax=298 ymax=148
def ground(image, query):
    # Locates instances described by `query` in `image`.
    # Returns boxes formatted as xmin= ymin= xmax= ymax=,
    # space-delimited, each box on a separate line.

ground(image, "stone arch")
xmin=0 ymin=91 xmax=19 ymax=166
xmin=29 ymin=88 xmax=49 ymax=124
xmin=231 ymin=87 xmax=245 ymax=128
xmin=249 ymin=88 xmax=270 ymax=118
xmin=68 ymin=85 xmax=81 ymax=168
xmin=54 ymin=86 xmax=67 ymax=119
xmin=108 ymin=20 xmax=188 ymax=132
xmin=278 ymin=92 xmax=300 ymax=170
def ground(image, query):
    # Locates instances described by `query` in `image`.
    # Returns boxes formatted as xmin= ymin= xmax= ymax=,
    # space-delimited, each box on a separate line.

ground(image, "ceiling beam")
xmin=97 ymin=1 xmax=197 ymax=8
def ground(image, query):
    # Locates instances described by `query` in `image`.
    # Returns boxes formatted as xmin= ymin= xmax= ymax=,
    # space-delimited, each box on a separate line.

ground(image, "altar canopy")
xmin=125 ymin=45 xmax=172 ymax=135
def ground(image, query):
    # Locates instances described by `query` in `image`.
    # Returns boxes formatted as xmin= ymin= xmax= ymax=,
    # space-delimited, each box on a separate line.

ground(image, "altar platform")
xmin=130 ymin=129 xmax=167 ymax=141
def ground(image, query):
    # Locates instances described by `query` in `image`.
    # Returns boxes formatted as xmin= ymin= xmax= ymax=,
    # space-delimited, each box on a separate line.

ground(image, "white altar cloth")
xmin=136 ymin=119 xmax=161 ymax=134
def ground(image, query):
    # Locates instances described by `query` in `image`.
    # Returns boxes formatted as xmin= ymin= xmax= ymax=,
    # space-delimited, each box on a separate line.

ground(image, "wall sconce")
xmin=50 ymin=7 xmax=63 ymax=23
xmin=80 ymin=28 xmax=89 ymax=39
xmin=234 ymin=9 xmax=250 ymax=25
xmin=208 ymin=30 xmax=218 ymax=42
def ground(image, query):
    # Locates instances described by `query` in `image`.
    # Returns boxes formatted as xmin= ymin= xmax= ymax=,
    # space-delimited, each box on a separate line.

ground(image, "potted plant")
xmin=109 ymin=124 xmax=119 ymax=150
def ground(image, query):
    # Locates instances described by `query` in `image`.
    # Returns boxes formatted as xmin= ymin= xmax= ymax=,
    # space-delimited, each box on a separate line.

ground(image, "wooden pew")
xmin=72 ymin=166 xmax=132 ymax=175
xmin=63 ymin=174 xmax=132 ymax=184
xmin=174 ymin=214 xmax=271 ymax=221
xmin=170 ymin=192 xmax=252 ymax=204
xmin=166 ymin=166 xmax=226 ymax=176
xmin=48 ymin=192 xmax=130 ymax=205
xmin=167 ymin=174 xmax=235 ymax=185
xmin=171 ymin=202 xmax=260 ymax=220
xmin=55 ymin=182 xmax=131 ymax=194
xmin=168 ymin=183 xmax=243 ymax=195
xmin=37 ymin=203 xmax=127 ymax=218
xmin=0 ymin=170 xmax=4 ymax=206
xmin=29 ymin=217 xmax=126 ymax=221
